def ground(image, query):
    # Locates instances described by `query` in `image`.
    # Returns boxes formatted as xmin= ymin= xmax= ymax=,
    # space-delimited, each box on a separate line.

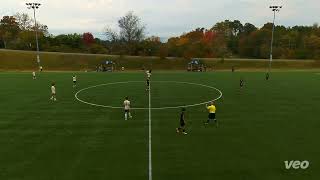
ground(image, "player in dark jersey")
xmin=72 ymin=75 xmax=77 ymax=87
xmin=146 ymin=79 xmax=150 ymax=91
xmin=176 ymin=108 xmax=187 ymax=135
xmin=266 ymin=73 xmax=270 ymax=80
xmin=240 ymin=78 xmax=245 ymax=88
xmin=146 ymin=70 xmax=151 ymax=91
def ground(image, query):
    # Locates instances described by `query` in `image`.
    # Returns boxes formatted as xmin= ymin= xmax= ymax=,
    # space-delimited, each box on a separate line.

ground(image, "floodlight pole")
xmin=268 ymin=6 xmax=282 ymax=76
xmin=26 ymin=3 xmax=41 ymax=68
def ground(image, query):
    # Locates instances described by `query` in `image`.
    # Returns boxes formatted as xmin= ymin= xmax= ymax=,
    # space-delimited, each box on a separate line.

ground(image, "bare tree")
xmin=14 ymin=13 xmax=32 ymax=31
xmin=118 ymin=11 xmax=145 ymax=43
xmin=104 ymin=27 xmax=119 ymax=42
xmin=104 ymin=11 xmax=146 ymax=55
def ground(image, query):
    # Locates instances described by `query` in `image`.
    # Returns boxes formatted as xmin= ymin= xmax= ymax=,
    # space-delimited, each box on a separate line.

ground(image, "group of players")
xmin=32 ymin=71 xmax=77 ymax=102
xmin=177 ymin=71 xmax=272 ymax=135
xmin=33 ymin=69 xmax=217 ymax=135
xmin=123 ymin=70 xmax=151 ymax=121
xmin=32 ymin=67 xmax=273 ymax=136
xmin=31 ymin=66 xmax=273 ymax=136
xmin=175 ymin=102 xmax=217 ymax=135
xmin=123 ymin=70 xmax=218 ymax=135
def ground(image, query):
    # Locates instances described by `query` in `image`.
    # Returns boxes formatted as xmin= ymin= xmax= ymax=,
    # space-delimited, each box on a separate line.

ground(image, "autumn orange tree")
xmin=1 ymin=11 xmax=320 ymax=60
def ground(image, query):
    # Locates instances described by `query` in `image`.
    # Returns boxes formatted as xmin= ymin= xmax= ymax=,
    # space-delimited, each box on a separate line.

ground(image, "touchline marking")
xmin=148 ymin=81 xmax=152 ymax=180
xmin=75 ymin=81 xmax=223 ymax=110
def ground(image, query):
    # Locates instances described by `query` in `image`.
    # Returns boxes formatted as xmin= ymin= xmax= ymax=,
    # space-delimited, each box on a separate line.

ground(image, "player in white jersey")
xmin=32 ymin=71 xmax=36 ymax=80
xmin=72 ymin=75 xmax=77 ymax=87
xmin=50 ymin=82 xmax=57 ymax=101
xmin=146 ymin=70 xmax=152 ymax=78
xmin=123 ymin=97 xmax=132 ymax=120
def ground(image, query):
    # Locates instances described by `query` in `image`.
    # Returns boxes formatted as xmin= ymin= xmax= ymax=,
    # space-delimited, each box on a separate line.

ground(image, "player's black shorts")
xmin=125 ymin=109 xmax=130 ymax=113
xmin=73 ymin=81 xmax=76 ymax=83
xmin=147 ymin=80 xmax=150 ymax=86
xmin=180 ymin=122 xmax=185 ymax=127
xmin=208 ymin=113 xmax=216 ymax=119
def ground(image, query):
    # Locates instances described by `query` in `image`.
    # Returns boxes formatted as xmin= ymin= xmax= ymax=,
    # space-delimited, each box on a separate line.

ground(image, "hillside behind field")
xmin=1 ymin=49 xmax=319 ymax=71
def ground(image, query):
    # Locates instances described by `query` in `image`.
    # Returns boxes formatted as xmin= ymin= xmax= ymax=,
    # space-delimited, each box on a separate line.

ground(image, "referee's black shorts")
xmin=208 ymin=113 xmax=216 ymax=119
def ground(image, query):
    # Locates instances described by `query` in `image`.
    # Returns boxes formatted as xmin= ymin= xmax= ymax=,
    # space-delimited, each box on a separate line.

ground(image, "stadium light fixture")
xmin=267 ymin=5 xmax=282 ymax=78
xmin=26 ymin=2 xmax=42 ymax=68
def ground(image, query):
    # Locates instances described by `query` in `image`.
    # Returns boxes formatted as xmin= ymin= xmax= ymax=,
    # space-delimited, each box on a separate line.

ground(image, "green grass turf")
xmin=0 ymin=71 xmax=319 ymax=180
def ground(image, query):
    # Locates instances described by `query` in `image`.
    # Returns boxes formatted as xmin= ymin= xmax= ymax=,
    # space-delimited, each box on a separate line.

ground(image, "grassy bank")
xmin=1 ymin=49 xmax=319 ymax=71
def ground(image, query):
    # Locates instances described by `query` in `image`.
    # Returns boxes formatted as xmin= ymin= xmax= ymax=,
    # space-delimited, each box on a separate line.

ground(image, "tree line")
xmin=1 ymin=12 xmax=320 ymax=59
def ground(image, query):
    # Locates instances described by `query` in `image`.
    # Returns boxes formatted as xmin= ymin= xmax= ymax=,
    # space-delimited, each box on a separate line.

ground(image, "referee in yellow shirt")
xmin=206 ymin=102 xmax=217 ymax=127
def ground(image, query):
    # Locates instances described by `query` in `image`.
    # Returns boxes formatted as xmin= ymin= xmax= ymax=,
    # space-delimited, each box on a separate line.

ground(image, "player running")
xmin=72 ymin=75 xmax=77 ymax=87
xmin=240 ymin=78 xmax=245 ymax=89
xmin=50 ymin=82 xmax=57 ymax=101
xmin=205 ymin=102 xmax=217 ymax=127
xmin=123 ymin=97 xmax=132 ymax=120
xmin=32 ymin=71 xmax=36 ymax=80
xmin=266 ymin=73 xmax=270 ymax=80
xmin=176 ymin=108 xmax=187 ymax=135
xmin=146 ymin=70 xmax=152 ymax=91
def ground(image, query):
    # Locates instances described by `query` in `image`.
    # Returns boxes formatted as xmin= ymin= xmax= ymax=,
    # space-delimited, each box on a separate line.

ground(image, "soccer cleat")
xmin=176 ymin=128 xmax=180 ymax=133
xmin=183 ymin=132 xmax=188 ymax=135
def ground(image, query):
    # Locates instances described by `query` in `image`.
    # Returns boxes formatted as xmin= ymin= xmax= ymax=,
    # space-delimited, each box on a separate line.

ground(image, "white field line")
xmin=74 ymin=80 xmax=224 ymax=180
xmin=75 ymin=81 xmax=223 ymax=110
xmin=148 ymin=81 xmax=152 ymax=180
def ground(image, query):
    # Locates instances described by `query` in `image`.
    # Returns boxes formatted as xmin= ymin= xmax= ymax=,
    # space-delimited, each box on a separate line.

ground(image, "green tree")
xmin=0 ymin=16 xmax=20 ymax=48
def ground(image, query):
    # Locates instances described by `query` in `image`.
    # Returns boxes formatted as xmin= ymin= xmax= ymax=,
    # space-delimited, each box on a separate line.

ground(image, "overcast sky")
xmin=1 ymin=0 xmax=319 ymax=40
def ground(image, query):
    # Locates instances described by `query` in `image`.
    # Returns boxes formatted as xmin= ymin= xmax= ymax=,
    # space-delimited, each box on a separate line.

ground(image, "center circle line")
xmin=75 ymin=81 xmax=223 ymax=110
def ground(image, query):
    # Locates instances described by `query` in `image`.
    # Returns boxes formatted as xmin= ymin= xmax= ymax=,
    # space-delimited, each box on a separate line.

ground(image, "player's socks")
xmin=125 ymin=113 xmax=128 ymax=120
xmin=214 ymin=119 xmax=218 ymax=127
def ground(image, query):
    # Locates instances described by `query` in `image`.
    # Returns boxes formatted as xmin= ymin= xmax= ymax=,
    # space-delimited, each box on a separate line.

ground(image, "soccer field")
xmin=0 ymin=71 xmax=319 ymax=180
